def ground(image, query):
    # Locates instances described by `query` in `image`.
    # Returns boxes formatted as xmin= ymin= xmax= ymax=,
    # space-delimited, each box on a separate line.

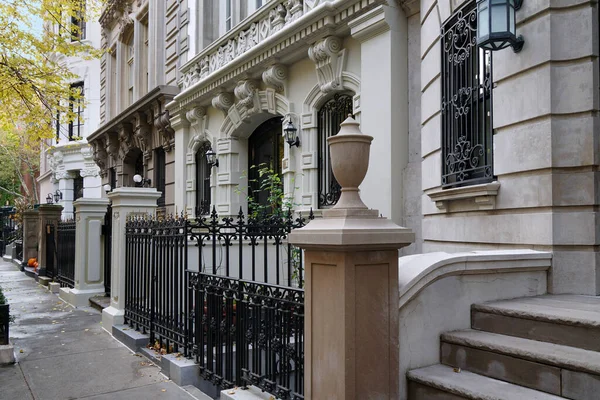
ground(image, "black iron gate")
xmin=124 ymin=209 xmax=312 ymax=400
xmin=56 ymin=220 xmax=76 ymax=288
xmin=0 ymin=207 xmax=16 ymax=257
xmin=45 ymin=224 xmax=56 ymax=279
xmin=102 ymin=205 xmax=112 ymax=295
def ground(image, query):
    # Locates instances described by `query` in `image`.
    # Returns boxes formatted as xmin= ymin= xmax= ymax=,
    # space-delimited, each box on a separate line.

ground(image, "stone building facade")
xmin=38 ymin=12 xmax=104 ymax=218
xmin=88 ymin=0 xmax=190 ymax=213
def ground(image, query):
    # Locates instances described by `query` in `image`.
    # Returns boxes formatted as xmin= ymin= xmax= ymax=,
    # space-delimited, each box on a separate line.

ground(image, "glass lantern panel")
xmin=509 ymin=5 xmax=515 ymax=33
xmin=491 ymin=2 xmax=508 ymax=33
xmin=478 ymin=4 xmax=489 ymax=38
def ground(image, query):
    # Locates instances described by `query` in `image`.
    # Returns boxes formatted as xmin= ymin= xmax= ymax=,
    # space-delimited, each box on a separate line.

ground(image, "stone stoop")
xmin=407 ymin=295 xmax=600 ymax=400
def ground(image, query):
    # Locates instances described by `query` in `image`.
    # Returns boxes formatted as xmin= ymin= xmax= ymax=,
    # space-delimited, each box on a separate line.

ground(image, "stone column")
xmin=37 ymin=204 xmax=63 ymax=277
xmin=59 ymin=198 xmax=109 ymax=307
xmin=22 ymin=209 xmax=39 ymax=265
xmin=102 ymin=187 xmax=160 ymax=331
xmin=290 ymin=116 xmax=414 ymax=399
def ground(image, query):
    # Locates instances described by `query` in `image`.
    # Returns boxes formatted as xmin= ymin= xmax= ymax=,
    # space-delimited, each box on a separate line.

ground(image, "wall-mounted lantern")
xmin=53 ymin=190 xmax=63 ymax=204
xmin=284 ymin=119 xmax=300 ymax=147
xmin=477 ymin=0 xmax=524 ymax=53
xmin=206 ymin=148 xmax=219 ymax=168
xmin=133 ymin=174 xmax=152 ymax=187
xmin=103 ymin=184 xmax=112 ymax=193
xmin=46 ymin=193 xmax=54 ymax=204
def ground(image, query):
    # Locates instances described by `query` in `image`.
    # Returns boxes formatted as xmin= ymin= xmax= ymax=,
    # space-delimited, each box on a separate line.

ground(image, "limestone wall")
xmin=419 ymin=0 xmax=600 ymax=294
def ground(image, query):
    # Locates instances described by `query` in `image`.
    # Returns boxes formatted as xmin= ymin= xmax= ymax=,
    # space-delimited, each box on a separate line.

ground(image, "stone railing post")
xmin=102 ymin=187 xmax=160 ymax=332
xmin=37 ymin=204 xmax=63 ymax=276
xmin=290 ymin=116 xmax=414 ymax=399
xmin=60 ymin=198 xmax=110 ymax=307
xmin=22 ymin=209 xmax=39 ymax=266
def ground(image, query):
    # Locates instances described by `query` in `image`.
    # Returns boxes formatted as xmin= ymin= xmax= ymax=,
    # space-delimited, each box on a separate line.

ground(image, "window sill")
xmin=426 ymin=181 xmax=500 ymax=212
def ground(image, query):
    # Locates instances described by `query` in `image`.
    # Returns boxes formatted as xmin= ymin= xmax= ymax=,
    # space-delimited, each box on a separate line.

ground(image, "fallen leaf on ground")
xmin=161 ymin=389 xmax=166 ymax=392
xmin=19 ymin=349 xmax=23 ymax=353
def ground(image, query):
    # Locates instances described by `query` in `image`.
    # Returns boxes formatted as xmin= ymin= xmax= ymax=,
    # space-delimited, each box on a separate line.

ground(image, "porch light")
xmin=54 ymin=190 xmax=63 ymax=204
xmin=133 ymin=174 xmax=151 ymax=187
xmin=46 ymin=193 xmax=54 ymax=204
xmin=206 ymin=148 xmax=219 ymax=168
xmin=284 ymin=119 xmax=300 ymax=147
xmin=477 ymin=0 xmax=524 ymax=53
xmin=103 ymin=184 xmax=112 ymax=193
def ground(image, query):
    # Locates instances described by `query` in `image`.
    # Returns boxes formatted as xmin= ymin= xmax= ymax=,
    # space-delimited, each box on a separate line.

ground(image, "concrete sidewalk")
xmin=0 ymin=259 xmax=200 ymax=400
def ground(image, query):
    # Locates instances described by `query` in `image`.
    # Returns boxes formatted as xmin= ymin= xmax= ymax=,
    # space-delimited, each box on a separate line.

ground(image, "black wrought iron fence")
xmin=56 ymin=220 xmax=76 ymax=288
xmin=0 ymin=207 xmax=16 ymax=257
xmin=124 ymin=208 xmax=312 ymax=400
xmin=0 ymin=304 xmax=8 ymax=345
xmin=103 ymin=205 xmax=112 ymax=295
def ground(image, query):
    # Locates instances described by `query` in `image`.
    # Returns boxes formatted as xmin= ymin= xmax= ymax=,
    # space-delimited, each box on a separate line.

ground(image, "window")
xmin=141 ymin=20 xmax=149 ymax=95
xmin=441 ymin=1 xmax=493 ymax=188
xmin=127 ymin=35 xmax=134 ymax=105
xmin=195 ymin=143 xmax=212 ymax=216
xmin=155 ymin=148 xmax=166 ymax=207
xmin=68 ymin=82 xmax=84 ymax=141
xmin=256 ymin=0 xmax=263 ymax=8
xmin=71 ymin=1 xmax=86 ymax=41
xmin=73 ymin=174 xmax=84 ymax=200
xmin=317 ymin=94 xmax=353 ymax=208
xmin=225 ymin=0 xmax=232 ymax=31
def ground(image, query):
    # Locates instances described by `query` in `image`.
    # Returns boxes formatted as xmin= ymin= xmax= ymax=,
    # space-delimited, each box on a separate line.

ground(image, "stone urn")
xmin=327 ymin=115 xmax=373 ymax=209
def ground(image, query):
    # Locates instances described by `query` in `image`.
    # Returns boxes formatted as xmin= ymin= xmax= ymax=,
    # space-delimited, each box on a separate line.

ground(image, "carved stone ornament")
xmin=80 ymin=164 xmax=100 ymax=178
xmin=212 ymin=92 xmax=235 ymax=116
xmin=118 ymin=123 xmax=135 ymax=160
xmin=91 ymin=139 xmax=108 ymax=172
xmin=234 ymin=80 xmax=259 ymax=110
xmin=262 ymin=64 xmax=287 ymax=92
xmin=308 ymin=36 xmax=346 ymax=94
xmin=81 ymin=146 xmax=94 ymax=161
xmin=106 ymin=132 xmax=120 ymax=162
xmin=118 ymin=12 xmax=135 ymax=41
xmin=155 ymin=111 xmax=175 ymax=152
xmin=185 ymin=106 xmax=207 ymax=139
xmin=134 ymin=111 xmax=152 ymax=154
xmin=55 ymin=169 xmax=77 ymax=181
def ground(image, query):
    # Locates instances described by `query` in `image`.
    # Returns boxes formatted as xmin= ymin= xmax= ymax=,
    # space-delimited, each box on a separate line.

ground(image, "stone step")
xmin=441 ymin=329 xmax=600 ymax=397
xmin=407 ymin=364 xmax=563 ymax=400
xmin=88 ymin=295 xmax=110 ymax=312
xmin=471 ymin=295 xmax=600 ymax=351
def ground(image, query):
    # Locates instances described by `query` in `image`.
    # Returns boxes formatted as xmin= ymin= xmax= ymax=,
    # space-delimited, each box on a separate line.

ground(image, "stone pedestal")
xmin=102 ymin=188 xmax=160 ymax=332
xmin=60 ymin=198 xmax=109 ymax=307
xmin=289 ymin=115 xmax=414 ymax=399
xmin=22 ymin=209 xmax=39 ymax=264
xmin=37 ymin=205 xmax=63 ymax=276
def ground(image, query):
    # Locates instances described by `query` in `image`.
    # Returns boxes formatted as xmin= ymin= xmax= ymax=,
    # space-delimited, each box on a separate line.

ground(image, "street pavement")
xmin=0 ymin=258 xmax=199 ymax=400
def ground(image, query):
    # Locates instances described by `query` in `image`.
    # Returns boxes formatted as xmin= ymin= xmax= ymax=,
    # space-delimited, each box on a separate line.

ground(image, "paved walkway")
xmin=0 ymin=259 xmax=198 ymax=400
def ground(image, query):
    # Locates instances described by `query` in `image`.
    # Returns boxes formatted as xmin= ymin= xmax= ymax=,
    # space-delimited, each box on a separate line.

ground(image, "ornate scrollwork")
xmin=262 ymin=64 xmax=287 ymax=92
xmin=308 ymin=36 xmax=346 ymax=94
xmin=211 ymin=92 xmax=234 ymax=115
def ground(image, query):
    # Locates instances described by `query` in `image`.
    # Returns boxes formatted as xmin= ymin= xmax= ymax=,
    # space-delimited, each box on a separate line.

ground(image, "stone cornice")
xmin=99 ymin=0 xmax=132 ymax=29
xmin=171 ymin=0 xmax=384 ymax=112
xmin=88 ymin=85 xmax=179 ymax=144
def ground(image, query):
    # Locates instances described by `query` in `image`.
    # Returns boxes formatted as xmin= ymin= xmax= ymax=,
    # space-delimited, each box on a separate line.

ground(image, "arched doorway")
xmin=248 ymin=116 xmax=284 ymax=208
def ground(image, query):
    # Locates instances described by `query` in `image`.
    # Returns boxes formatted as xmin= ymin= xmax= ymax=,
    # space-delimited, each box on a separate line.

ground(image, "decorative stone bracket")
xmin=155 ymin=110 xmax=175 ymax=152
xmin=308 ymin=36 xmax=347 ymax=94
xmin=427 ymin=181 xmax=501 ymax=212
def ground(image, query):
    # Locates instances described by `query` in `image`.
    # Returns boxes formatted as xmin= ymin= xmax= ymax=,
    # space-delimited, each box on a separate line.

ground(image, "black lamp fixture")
xmin=477 ymin=0 xmax=524 ymax=53
xmin=206 ymin=148 xmax=219 ymax=168
xmin=46 ymin=193 xmax=54 ymax=204
xmin=133 ymin=174 xmax=152 ymax=187
xmin=284 ymin=119 xmax=300 ymax=147
xmin=53 ymin=190 xmax=62 ymax=204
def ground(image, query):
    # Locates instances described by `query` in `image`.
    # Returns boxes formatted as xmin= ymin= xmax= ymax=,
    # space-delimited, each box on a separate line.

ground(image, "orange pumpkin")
xmin=33 ymin=261 xmax=39 ymax=269
xmin=28 ymin=258 xmax=37 ymax=267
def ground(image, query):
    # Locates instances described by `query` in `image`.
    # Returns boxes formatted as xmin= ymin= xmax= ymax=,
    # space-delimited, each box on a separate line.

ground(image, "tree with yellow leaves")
xmin=0 ymin=0 xmax=104 ymax=204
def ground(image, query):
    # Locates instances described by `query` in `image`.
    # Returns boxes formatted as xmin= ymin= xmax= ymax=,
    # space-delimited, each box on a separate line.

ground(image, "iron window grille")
xmin=74 ymin=175 xmax=84 ymax=200
xmin=195 ymin=142 xmax=212 ymax=216
xmin=70 ymin=1 xmax=86 ymax=41
xmin=68 ymin=82 xmax=84 ymax=141
xmin=318 ymin=94 xmax=353 ymax=208
xmin=441 ymin=1 xmax=494 ymax=188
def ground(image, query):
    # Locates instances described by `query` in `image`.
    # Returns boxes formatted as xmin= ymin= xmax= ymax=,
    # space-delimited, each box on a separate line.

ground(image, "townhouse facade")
xmin=38 ymin=11 xmax=105 ymax=218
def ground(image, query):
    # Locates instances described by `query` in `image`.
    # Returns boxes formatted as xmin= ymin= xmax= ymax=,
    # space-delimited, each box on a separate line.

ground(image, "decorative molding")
xmin=118 ymin=12 xmax=134 ymax=41
xmin=118 ymin=123 xmax=135 ymax=160
xmin=133 ymin=111 xmax=152 ymax=162
xmin=173 ymin=0 xmax=383 ymax=110
xmin=91 ymin=139 xmax=108 ymax=173
xmin=99 ymin=0 xmax=133 ymax=28
xmin=80 ymin=165 xmax=100 ymax=178
xmin=262 ymin=64 xmax=287 ymax=92
xmin=154 ymin=110 xmax=175 ymax=152
xmin=106 ymin=132 xmax=120 ymax=162
xmin=55 ymin=170 xmax=77 ymax=180
xmin=308 ymin=36 xmax=347 ymax=94
xmin=426 ymin=181 xmax=501 ymax=212
xmin=234 ymin=80 xmax=259 ymax=110
xmin=212 ymin=92 xmax=235 ymax=116
xmin=185 ymin=106 xmax=208 ymax=142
